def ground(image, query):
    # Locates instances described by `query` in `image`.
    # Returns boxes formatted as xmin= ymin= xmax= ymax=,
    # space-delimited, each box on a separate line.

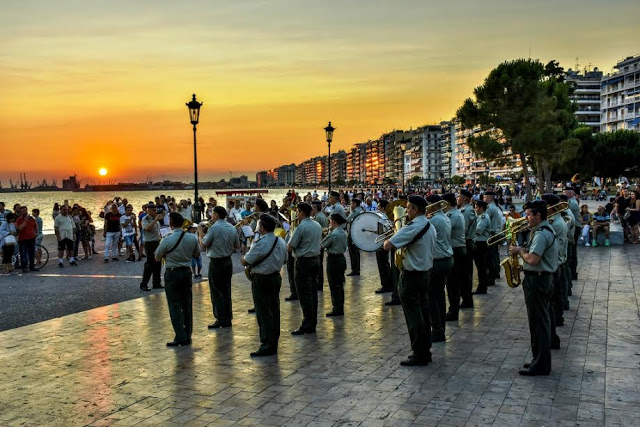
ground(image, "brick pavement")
xmin=1 ymin=245 xmax=639 ymax=426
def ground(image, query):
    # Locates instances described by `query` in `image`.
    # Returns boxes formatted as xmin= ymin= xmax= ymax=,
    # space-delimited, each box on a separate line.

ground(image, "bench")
xmin=592 ymin=222 xmax=624 ymax=246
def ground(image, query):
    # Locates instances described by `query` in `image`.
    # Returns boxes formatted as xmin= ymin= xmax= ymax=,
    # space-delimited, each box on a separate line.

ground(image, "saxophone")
xmin=501 ymin=219 xmax=523 ymax=288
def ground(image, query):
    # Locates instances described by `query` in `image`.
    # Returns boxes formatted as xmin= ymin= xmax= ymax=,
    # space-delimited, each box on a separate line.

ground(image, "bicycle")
xmin=12 ymin=244 xmax=50 ymax=270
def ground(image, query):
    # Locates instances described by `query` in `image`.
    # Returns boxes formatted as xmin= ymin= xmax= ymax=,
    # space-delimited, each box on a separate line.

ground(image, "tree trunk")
xmin=519 ymin=152 xmax=532 ymax=201
xmin=535 ymin=158 xmax=544 ymax=198
xmin=542 ymin=161 xmax=553 ymax=194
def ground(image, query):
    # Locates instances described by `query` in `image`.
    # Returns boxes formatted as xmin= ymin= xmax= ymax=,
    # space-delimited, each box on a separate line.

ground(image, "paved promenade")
xmin=1 ymin=245 xmax=639 ymax=426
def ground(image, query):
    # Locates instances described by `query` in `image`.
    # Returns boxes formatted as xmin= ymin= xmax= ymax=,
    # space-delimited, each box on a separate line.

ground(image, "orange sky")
xmin=1 ymin=0 xmax=639 ymax=184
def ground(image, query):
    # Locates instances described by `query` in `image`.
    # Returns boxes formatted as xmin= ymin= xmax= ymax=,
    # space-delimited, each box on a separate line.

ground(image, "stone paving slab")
xmin=1 ymin=245 xmax=639 ymax=426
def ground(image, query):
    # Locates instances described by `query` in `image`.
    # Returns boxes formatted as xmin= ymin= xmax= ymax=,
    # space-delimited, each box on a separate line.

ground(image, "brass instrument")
xmin=374 ymin=199 xmax=447 ymax=244
xmin=487 ymin=201 xmax=569 ymax=246
xmin=322 ymin=226 xmax=331 ymax=238
xmin=234 ymin=212 xmax=260 ymax=229
xmin=426 ymin=200 xmax=449 ymax=218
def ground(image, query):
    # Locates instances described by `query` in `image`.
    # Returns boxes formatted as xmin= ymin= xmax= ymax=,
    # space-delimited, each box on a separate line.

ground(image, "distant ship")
xmin=74 ymin=180 xmax=188 ymax=192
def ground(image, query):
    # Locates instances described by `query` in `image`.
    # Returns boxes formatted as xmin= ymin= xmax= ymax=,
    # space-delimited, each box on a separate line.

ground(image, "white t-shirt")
xmin=120 ymin=215 xmax=135 ymax=237
xmin=54 ymin=214 xmax=76 ymax=241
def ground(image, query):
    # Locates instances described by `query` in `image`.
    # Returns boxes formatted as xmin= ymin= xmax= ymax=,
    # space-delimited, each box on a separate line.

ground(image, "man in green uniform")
xmin=321 ymin=214 xmax=348 ymax=316
xmin=542 ymin=194 xmax=566 ymax=349
xmin=509 ymin=200 xmax=557 ymax=376
xmin=312 ymin=201 xmax=329 ymax=291
xmin=246 ymin=198 xmax=271 ymax=314
xmin=484 ymin=191 xmax=502 ymax=283
xmin=374 ymin=200 xmax=392 ymax=294
xmin=559 ymin=194 xmax=576 ymax=308
xmin=425 ymin=194 xmax=453 ymax=343
xmin=564 ymin=187 xmax=582 ymax=280
xmin=346 ymin=198 xmax=364 ymax=276
xmin=472 ymin=201 xmax=491 ymax=294
xmin=384 ymin=195 xmax=437 ymax=366
xmin=385 ymin=195 xmax=407 ymax=306
xmin=140 ymin=203 xmax=164 ymax=291
xmin=242 ymin=214 xmax=287 ymax=356
xmin=199 ymin=206 xmax=240 ymax=329
xmin=155 ymin=212 xmax=201 ymax=347
xmin=458 ymin=190 xmax=476 ymax=308
xmin=443 ymin=193 xmax=466 ymax=321
xmin=327 ymin=191 xmax=347 ymax=225
xmin=288 ymin=202 xmax=323 ymax=335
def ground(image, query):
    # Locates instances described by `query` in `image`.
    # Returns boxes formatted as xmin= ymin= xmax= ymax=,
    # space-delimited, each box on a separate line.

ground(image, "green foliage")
xmin=451 ymin=175 xmax=465 ymax=185
xmin=592 ymin=130 xmax=640 ymax=177
xmin=410 ymin=176 xmax=421 ymax=185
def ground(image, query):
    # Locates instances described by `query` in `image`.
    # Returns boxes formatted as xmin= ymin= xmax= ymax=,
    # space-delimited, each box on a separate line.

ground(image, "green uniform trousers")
xmin=326 ymin=253 xmax=346 ymax=314
xmin=429 ymin=257 xmax=454 ymax=340
xmin=399 ymin=269 xmax=432 ymax=360
xmin=208 ymin=256 xmax=233 ymax=323
xmin=251 ymin=272 xmax=281 ymax=352
xmin=295 ymin=256 xmax=320 ymax=331
xmin=347 ymin=235 xmax=360 ymax=274
xmin=447 ymin=246 xmax=467 ymax=314
xmin=523 ymin=273 xmax=553 ymax=373
xmin=287 ymin=256 xmax=297 ymax=298
xmin=164 ymin=266 xmax=193 ymax=342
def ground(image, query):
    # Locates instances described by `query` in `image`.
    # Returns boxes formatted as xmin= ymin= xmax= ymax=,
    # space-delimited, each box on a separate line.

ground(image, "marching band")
xmin=156 ymin=187 xmax=580 ymax=376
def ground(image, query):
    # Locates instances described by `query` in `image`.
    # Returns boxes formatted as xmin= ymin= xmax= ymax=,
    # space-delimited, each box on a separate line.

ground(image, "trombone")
xmin=487 ymin=201 xmax=569 ymax=246
xmin=374 ymin=199 xmax=448 ymax=244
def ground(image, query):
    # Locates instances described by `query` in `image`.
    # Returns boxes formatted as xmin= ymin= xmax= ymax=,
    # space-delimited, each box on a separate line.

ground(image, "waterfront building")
xmin=601 ymin=55 xmax=640 ymax=132
xmin=330 ymin=150 xmax=347 ymax=184
xmin=440 ymin=120 xmax=456 ymax=183
xmin=277 ymin=164 xmax=296 ymax=186
xmin=383 ymin=130 xmax=412 ymax=186
xmin=409 ymin=125 xmax=442 ymax=185
xmin=566 ymin=68 xmax=603 ymax=133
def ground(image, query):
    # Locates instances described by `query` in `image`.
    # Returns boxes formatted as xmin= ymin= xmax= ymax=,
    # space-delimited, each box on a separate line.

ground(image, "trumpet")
xmin=487 ymin=201 xmax=569 ymax=246
xmin=234 ymin=212 xmax=260 ymax=229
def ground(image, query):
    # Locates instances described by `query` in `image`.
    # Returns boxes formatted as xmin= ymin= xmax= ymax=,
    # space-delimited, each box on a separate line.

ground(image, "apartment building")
xmin=409 ymin=125 xmax=442 ymax=184
xmin=566 ymin=68 xmax=603 ymax=133
xmin=601 ymin=55 xmax=640 ymax=132
xmin=440 ymin=120 xmax=456 ymax=181
xmin=277 ymin=164 xmax=296 ymax=186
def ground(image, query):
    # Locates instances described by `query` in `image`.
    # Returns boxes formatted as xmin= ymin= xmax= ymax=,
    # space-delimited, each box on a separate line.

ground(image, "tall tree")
xmin=457 ymin=59 xmax=578 ymax=198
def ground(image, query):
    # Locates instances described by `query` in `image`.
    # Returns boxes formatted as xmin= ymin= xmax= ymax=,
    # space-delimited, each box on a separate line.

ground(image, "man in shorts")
xmin=54 ymin=205 xmax=77 ymax=267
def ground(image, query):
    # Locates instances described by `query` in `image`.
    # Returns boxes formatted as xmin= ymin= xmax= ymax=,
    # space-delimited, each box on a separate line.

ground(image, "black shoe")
xmin=140 ymin=285 xmax=151 ymax=291
xmin=21 ymin=268 xmax=28 ymax=273
xmin=567 ymin=288 xmax=572 ymax=296
xmin=137 ymin=257 xmax=142 ymax=262
xmin=523 ymin=363 xmax=531 ymax=369
xmin=473 ymin=290 xmax=487 ymax=295
xmin=519 ymin=368 xmax=550 ymax=376
xmin=208 ymin=321 xmax=232 ymax=329
xmin=556 ymin=319 xmax=564 ymax=327
xmin=58 ymin=262 xmax=64 ymax=268
xmin=112 ymin=257 xmax=119 ymax=262
xmin=291 ymin=328 xmax=315 ymax=335
xmin=445 ymin=312 xmax=458 ymax=321
xmin=346 ymin=272 xmax=360 ymax=276
xmin=250 ymin=348 xmax=277 ymax=357
xmin=70 ymin=260 xmax=78 ymax=266
xmin=285 ymin=295 xmax=298 ymax=301
xmin=29 ymin=267 xmax=40 ymax=272
xmin=104 ymin=259 xmax=109 ymax=263
xmin=551 ymin=340 xmax=561 ymax=350
xmin=563 ymin=303 xmax=570 ymax=310
xmin=385 ymin=299 xmax=401 ymax=306
xmin=141 ymin=254 xmax=146 ymax=258
xmin=152 ymin=284 xmax=164 ymax=289
xmin=248 ymin=307 xmax=256 ymax=314
xmin=459 ymin=301 xmax=474 ymax=309
xmin=432 ymin=335 xmax=446 ymax=343
xmin=167 ymin=339 xmax=191 ymax=347
xmin=400 ymin=355 xmax=430 ymax=366
xmin=375 ymin=287 xmax=391 ymax=294
xmin=326 ymin=311 xmax=344 ymax=317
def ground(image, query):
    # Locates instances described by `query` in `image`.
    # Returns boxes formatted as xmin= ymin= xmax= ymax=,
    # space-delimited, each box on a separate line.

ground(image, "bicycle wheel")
xmin=36 ymin=245 xmax=49 ymax=269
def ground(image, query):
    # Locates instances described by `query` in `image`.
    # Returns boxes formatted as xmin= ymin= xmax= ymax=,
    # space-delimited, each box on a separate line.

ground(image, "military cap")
xmin=476 ymin=200 xmax=488 ymax=209
xmin=441 ymin=193 xmax=457 ymax=205
xmin=541 ymin=193 xmax=560 ymax=205
xmin=426 ymin=194 xmax=442 ymax=203
xmin=351 ymin=198 xmax=362 ymax=206
xmin=460 ymin=189 xmax=472 ymax=198
xmin=408 ymin=195 xmax=427 ymax=208
xmin=330 ymin=213 xmax=347 ymax=224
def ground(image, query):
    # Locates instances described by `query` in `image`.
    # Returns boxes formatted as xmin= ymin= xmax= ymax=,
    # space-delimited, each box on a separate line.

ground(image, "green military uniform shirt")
xmin=486 ymin=203 xmax=504 ymax=235
xmin=321 ymin=227 xmax=348 ymax=255
xmin=474 ymin=213 xmax=491 ymax=242
xmin=549 ymin=215 xmax=568 ymax=265
xmin=568 ymin=198 xmax=581 ymax=229
xmin=446 ymin=208 xmax=466 ymax=249
xmin=244 ymin=232 xmax=287 ymax=275
xmin=202 ymin=219 xmax=239 ymax=258
xmin=461 ymin=203 xmax=476 ymax=241
xmin=389 ymin=215 xmax=436 ymax=271
xmin=329 ymin=202 xmax=347 ymax=220
xmin=563 ymin=210 xmax=576 ymax=244
xmin=313 ymin=211 xmax=329 ymax=229
xmin=429 ymin=210 xmax=453 ymax=259
xmin=141 ymin=214 xmax=161 ymax=242
xmin=525 ymin=220 xmax=558 ymax=273
xmin=155 ymin=230 xmax=200 ymax=268
xmin=288 ymin=217 xmax=322 ymax=258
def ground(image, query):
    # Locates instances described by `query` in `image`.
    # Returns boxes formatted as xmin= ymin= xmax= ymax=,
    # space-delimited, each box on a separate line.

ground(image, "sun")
xmin=98 ymin=168 xmax=108 ymax=176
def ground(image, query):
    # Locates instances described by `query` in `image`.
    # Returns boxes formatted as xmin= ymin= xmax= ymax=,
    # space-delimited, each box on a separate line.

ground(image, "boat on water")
xmin=215 ymin=189 xmax=269 ymax=205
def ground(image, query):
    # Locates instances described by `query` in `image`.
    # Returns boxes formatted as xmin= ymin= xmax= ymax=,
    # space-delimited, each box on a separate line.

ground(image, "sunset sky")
xmin=1 ymin=0 xmax=638 ymax=184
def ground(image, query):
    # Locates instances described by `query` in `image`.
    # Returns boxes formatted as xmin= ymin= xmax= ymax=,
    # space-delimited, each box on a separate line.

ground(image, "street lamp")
xmin=324 ymin=121 xmax=335 ymax=194
xmin=186 ymin=93 xmax=203 ymax=223
xmin=400 ymin=141 xmax=407 ymax=193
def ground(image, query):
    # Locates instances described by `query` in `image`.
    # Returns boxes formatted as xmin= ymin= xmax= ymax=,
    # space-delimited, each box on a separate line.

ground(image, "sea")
xmin=1 ymin=188 xmax=324 ymax=234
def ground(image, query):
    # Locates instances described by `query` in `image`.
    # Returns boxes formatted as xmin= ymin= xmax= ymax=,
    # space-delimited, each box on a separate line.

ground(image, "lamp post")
xmin=324 ymin=121 xmax=335 ymax=195
xmin=186 ymin=94 xmax=203 ymax=223
xmin=400 ymin=142 xmax=407 ymax=193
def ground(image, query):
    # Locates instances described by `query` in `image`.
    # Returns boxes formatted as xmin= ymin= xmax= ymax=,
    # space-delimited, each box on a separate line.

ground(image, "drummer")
xmin=346 ymin=198 xmax=364 ymax=276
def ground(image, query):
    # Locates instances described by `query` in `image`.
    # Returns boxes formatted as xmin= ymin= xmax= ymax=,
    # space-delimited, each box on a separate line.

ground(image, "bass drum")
xmin=349 ymin=211 xmax=393 ymax=252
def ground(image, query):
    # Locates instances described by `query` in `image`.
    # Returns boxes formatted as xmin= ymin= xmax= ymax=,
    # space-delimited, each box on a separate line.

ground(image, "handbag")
xmin=4 ymin=235 xmax=16 ymax=245
xmin=623 ymin=211 xmax=631 ymax=221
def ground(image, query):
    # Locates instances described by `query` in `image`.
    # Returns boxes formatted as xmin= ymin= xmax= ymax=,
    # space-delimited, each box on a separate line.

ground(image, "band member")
xmin=242 ymin=214 xmax=287 ymax=356
xmin=509 ymin=200 xmax=557 ymax=376
xmin=559 ymin=194 xmax=577 ymax=304
xmin=155 ymin=213 xmax=200 ymax=347
xmin=541 ymin=194 xmax=566 ymax=350
xmin=386 ymin=196 xmax=407 ymax=306
xmin=199 ymin=206 xmax=240 ymax=329
xmin=281 ymin=196 xmax=298 ymax=301
xmin=425 ymin=195 xmax=453 ymax=343
xmin=457 ymin=190 xmax=476 ymax=308
xmin=247 ymin=198 xmax=272 ymax=314
xmin=312 ymin=201 xmax=329 ymax=291
xmin=383 ymin=195 xmax=437 ymax=366
xmin=140 ymin=203 xmax=164 ymax=291
xmin=346 ymin=198 xmax=364 ymax=276
xmin=442 ymin=193 xmax=466 ymax=321
xmin=321 ymin=214 xmax=348 ymax=316
xmin=375 ymin=200 xmax=392 ymax=294
xmin=483 ymin=191 xmax=502 ymax=283
xmin=288 ymin=202 xmax=323 ymax=335
xmin=563 ymin=187 xmax=581 ymax=281
xmin=472 ymin=201 xmax=491 ymax=294
xmin=326 ymin=191 xmax=347 ymax=223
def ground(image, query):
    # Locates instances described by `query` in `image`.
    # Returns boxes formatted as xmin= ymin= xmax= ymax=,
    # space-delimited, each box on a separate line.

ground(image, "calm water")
xmin=0 ymin=188 xmax=325 ymax=234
